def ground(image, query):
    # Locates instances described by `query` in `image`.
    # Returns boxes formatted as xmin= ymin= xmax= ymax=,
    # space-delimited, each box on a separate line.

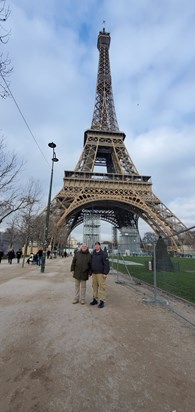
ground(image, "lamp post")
xmin=41 ymin=142 xmax=59 ymax=273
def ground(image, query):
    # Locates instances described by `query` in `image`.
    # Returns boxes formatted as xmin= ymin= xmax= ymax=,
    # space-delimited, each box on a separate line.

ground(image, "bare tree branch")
xmin=0 ymin=140 xmax=23 ymax=192
xmin=0 ymin=138 xmax=34 ymax=224
xmin=0 ymin=0 xmax=12 ymax=98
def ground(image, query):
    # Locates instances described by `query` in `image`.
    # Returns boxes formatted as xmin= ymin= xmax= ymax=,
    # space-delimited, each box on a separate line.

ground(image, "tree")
xmin=8 ymin=180 xmax=43 ymax=265
xmin=1 ymin=221 xmax=18 ymax=251
xmin=0 ymin=138 xmax=23 ymax=223
xmin=0 ymin=0 xmax=12 ymax=98
xmin=142 ymin=231 xmax=158 ymax=252
xmin=0 ymin=138 xmax=40 ymax=225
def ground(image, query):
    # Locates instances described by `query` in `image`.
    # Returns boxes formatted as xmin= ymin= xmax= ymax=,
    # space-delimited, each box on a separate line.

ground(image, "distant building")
xmin=83 ymin=213 xmax=100 ymax=249
xmin=119 ymin=227 xmax=142 ymax=255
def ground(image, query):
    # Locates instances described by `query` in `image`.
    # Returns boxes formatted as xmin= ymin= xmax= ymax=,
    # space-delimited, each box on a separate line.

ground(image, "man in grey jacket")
xmin=71 ymin=243 xmax=92 ymax=304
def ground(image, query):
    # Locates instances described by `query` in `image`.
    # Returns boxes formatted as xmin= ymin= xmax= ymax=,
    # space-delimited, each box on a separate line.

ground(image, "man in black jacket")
xmin=90 ymin=241 xmax=110 ymax=309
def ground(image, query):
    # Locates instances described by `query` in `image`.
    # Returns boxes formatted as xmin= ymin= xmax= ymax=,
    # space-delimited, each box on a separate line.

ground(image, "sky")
xmin=0 ymin=0 xmax=195 ymax=242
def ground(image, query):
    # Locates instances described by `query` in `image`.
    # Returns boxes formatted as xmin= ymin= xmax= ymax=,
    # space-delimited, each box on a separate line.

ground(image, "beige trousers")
xmin=92 ymin=273 xmax=106 ymax=301
xmin=74 ymin=279 xmax=86 ymax=302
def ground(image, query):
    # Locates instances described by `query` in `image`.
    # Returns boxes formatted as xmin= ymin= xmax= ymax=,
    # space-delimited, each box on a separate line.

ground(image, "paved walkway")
xmin=0 ymin=257 xmax=194 ymax=412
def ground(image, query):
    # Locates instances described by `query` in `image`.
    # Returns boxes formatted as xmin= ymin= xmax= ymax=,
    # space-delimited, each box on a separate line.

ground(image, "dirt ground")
xmin=0 ymin=256 xmax=194 ymax=412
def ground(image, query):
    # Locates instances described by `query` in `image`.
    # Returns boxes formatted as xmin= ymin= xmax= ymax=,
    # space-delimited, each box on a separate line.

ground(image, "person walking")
xmin=0 ymin=249 xmax=4 ymax=263
xmin=90 ymin=241 xmax=110 ymax=309
xmin=47 ymin=248 xmax=51 ymax=259
xmin=71 ymin=243 xmax=92 ymax=305
xmin=16 ymin=248 xmax=22 ymax=263
xmin=37 ymin=249 xmax=43 ymax=266
xmin=7 ymin=249 xmax=15 ymax=264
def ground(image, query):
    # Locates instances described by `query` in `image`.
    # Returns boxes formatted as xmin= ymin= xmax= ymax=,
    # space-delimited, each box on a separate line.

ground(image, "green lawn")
xmin=110 ymin=256 xmax=195 ymax=303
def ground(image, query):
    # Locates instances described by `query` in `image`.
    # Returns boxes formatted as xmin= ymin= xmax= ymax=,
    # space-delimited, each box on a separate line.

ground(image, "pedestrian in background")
xmin=16 ymin=248 xmax=22 ymax=263
xmin=0 ymin=249 xmax=4 ymax=263
xmin=37 ymin=249 xmax=43 ymax=266
xmin=71 ymin=243 xmax=92 ymax=305
xmin=7 ymin=249 xmax=15 ymax=264
xmin=90 ymin=241 xmax=110 ymax=309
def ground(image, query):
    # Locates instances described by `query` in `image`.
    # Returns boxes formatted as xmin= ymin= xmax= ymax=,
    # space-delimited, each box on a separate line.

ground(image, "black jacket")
xmin=91 ymin=249 xmax=110 ymax=275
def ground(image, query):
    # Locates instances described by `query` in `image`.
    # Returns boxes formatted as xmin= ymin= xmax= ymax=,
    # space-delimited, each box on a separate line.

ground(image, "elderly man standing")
xmin=90 ymin=241 xmax=110 ymax=308
xmin=71 ymin=243 xmax=92 ymax=305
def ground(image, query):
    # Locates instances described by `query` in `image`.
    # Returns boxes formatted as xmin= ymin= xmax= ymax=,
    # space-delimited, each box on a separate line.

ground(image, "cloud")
xmin=129 ymin=126 xmax=195 ymax=197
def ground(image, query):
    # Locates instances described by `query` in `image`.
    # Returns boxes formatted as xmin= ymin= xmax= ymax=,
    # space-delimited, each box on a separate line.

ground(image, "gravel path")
xmin=0 ymin=257 xmax=194 ymax=412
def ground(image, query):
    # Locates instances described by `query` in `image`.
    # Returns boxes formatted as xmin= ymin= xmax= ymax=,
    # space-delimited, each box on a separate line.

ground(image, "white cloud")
xmin=126 ymin=126 xmax=195 ymax=227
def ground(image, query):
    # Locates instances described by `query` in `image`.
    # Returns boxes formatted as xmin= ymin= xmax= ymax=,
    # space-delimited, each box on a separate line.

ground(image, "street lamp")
xmin=41 ymin=142 xmax=59 ymax=273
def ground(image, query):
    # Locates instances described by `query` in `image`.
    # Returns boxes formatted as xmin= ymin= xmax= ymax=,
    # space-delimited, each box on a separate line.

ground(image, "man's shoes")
xmin=90 ymin=298 xmax=98 ymax=305
xmin=72 ymin=299 xmax=79 ymax=304
xmin=80 ymin=300 xmax=85 ymax=305
xmin=98 ymin=300 xmax=104 ymax=308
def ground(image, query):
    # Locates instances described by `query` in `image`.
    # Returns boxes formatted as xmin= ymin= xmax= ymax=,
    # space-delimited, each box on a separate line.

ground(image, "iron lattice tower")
xmin=91 ymin=29 xmax=119 ymax=132
xmin=48 ymin=28 xmax=189 ymax=251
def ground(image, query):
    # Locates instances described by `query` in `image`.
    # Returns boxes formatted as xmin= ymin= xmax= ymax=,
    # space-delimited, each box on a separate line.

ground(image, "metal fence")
xmin=110 ymin=226 xmax=195 ymax=327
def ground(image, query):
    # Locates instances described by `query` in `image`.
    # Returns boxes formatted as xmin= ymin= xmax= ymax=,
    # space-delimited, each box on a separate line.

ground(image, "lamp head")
xmin=48 ymin=142 xmax=56 ymax=149
xmin=52 ymin=157 xmax=59 ymax=162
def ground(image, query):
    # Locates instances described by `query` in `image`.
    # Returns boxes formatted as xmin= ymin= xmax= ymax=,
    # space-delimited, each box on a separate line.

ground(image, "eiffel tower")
xmin=50 ymin=28 xmax=189 ymax=251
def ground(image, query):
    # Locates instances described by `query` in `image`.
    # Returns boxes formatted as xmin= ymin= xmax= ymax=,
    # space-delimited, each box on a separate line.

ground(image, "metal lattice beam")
xmin=91 ymin=29 xmax=119 ymax=132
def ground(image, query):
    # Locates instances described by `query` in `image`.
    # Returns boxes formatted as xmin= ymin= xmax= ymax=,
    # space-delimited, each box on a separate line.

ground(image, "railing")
xmin=64 ymin=170 xmax=151 ymax=183
xmin=110 ymin=226 xmax=195 ymax=327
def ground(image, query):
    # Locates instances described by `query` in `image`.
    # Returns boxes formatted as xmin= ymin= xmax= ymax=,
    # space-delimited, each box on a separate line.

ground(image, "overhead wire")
xmin=0 ymin=72 xmax=50 ymax=168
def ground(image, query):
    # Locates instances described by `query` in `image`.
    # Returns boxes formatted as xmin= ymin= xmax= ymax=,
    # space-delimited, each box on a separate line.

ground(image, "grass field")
xmin=110 ymin=256 xmax=195 ymax=303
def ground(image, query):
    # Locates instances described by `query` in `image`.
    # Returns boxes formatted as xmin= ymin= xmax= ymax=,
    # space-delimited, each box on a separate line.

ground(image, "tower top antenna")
xmin=91 ymin=29 xmax=119 ymax=131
